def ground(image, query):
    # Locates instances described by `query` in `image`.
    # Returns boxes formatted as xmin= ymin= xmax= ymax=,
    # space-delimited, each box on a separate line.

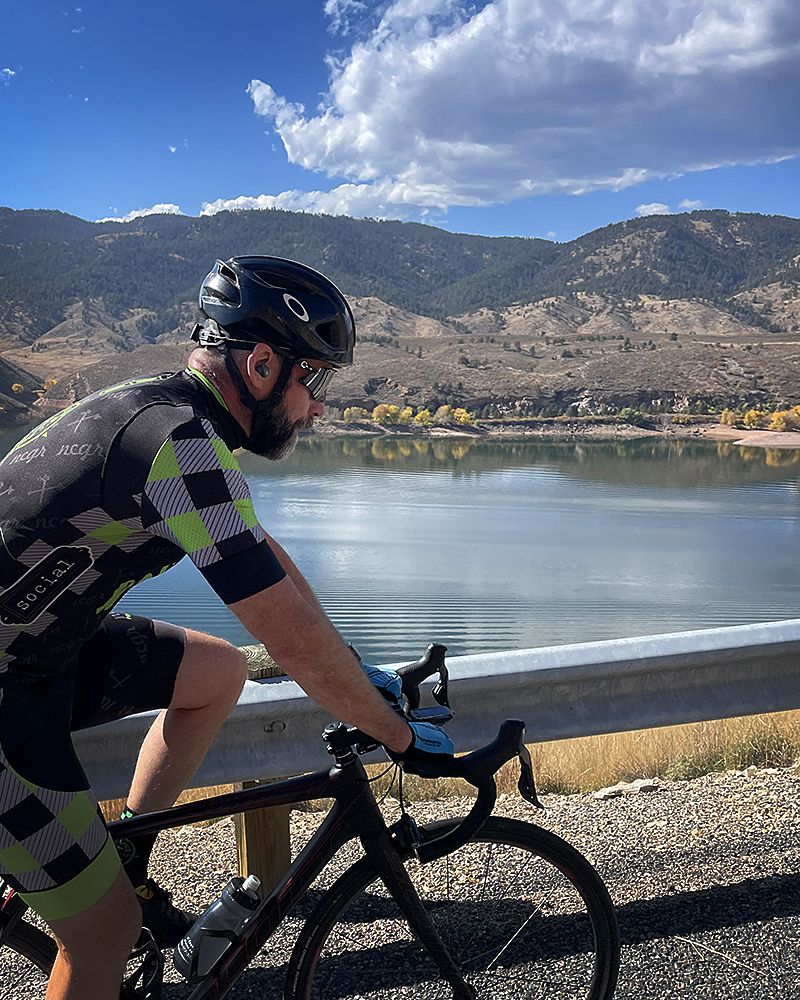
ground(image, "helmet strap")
xmin=195 ymin=320 xmax=296 ymax=444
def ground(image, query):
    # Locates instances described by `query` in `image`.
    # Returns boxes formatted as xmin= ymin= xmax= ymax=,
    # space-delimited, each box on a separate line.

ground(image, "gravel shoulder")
xmin=3 ymin=765 xmax=799 ymax=999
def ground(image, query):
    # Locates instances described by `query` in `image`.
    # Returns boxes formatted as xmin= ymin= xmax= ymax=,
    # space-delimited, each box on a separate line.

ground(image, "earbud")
xmin=255 ymin=362 xmax=270 ymax=378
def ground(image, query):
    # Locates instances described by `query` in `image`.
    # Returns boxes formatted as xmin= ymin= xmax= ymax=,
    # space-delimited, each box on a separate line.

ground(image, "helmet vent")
xmin=217 ymin=261 xmax=239 ymax=284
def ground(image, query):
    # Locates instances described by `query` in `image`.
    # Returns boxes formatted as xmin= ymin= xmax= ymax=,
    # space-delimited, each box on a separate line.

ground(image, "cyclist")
xmin=0 ymin=256 xmax=453 ymax=1000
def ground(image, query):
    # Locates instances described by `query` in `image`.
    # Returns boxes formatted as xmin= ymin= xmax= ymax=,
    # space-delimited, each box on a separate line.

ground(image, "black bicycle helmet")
xmin=197 ymin=256 xmax=355 ymax=367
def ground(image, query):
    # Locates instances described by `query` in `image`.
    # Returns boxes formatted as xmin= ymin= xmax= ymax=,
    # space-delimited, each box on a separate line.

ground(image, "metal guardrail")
xmin=73 ymin=619 xmax=800 ymax=800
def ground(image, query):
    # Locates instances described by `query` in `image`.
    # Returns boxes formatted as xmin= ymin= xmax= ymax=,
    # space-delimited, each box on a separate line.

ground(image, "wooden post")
xmin=233 ymin=646 xmax=292 ymax=890
xmin=233 ymin=782 xmax=291 ymax=888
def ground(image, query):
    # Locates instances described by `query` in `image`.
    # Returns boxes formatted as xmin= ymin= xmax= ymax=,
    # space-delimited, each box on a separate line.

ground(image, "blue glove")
xmin=388 ymin=721 xmax=459 ymax=777
xmin=362 ymin=662 xmax=403 ymax=708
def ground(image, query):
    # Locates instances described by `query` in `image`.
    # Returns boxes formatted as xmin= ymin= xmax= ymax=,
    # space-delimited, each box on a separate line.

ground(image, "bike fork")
xmin=363 ymin=828 xmax=477 ymax=1000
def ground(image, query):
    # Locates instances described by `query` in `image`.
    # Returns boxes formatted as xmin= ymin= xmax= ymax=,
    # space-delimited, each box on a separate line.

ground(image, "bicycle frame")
xmin=109 ymin=750 xmax=472 ymax=1000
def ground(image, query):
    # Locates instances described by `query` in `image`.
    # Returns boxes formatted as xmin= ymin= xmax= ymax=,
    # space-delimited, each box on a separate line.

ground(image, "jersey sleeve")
xmin=140 ymin=417 xmax=286 ymax=604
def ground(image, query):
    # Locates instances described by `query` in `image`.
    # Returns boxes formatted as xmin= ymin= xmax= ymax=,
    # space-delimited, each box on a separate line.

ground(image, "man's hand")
xmin=360 ymin=662 xmax=402 ymax=709
xmin=387 ymin=721 xmax=459 ymax=777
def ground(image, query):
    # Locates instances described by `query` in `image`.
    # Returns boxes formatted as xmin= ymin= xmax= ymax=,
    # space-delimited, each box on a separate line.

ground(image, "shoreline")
xmin=306 ymin=419 xmax=800 ymax=450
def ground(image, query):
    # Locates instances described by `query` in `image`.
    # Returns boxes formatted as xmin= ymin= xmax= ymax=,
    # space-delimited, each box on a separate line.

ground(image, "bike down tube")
xmin=359 ymin=814 xmax=478 ymax=1000
xmin=184 ymin=758 xmax=384 ymax=1000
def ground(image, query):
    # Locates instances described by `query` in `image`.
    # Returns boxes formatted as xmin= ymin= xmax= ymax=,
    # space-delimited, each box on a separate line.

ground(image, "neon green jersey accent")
xmin=147 ymin=439 xmax=182 ymax=482
xmin=19 ymin=838 xmax=121 ymax=922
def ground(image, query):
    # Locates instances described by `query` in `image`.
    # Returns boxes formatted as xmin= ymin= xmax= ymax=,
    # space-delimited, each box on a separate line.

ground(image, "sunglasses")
xmin=295 ymin=359 xmax=337 ymax=400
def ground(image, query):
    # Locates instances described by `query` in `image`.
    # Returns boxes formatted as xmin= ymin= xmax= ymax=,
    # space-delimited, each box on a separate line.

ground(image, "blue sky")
xmin=2 ymin=0 xmax=798 ymax=243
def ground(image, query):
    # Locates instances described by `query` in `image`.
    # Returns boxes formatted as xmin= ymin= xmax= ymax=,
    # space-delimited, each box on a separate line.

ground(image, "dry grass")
xmin=100 ymin=711 xmax=800 ymax=820
xmin=528 ymin=710 xmax=800 ymax=795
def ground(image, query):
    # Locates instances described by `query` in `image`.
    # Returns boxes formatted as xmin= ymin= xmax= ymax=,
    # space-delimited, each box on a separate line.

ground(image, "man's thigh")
xmin=0 ymin=613 xmax=185 ymax=920
xmin=0 ymin=670 xmax=119 ymax=921
xmin=71 ymin=612 xmax=186 ymax=730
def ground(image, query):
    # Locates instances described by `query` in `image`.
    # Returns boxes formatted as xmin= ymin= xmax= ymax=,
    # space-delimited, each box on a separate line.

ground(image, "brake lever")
xmin=517 ymin=741 xmax=543 ymax=809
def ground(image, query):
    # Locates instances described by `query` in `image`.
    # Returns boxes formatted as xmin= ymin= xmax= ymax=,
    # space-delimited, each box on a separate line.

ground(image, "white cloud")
xmin=637 ymin=203 xmax=671 ymax=216
xmin=169 ymin=145 xmax=177 ymax=153
xmin=1 ymin=68 xmax=16 ymax=86
xmin=71 ymin=26 xmax=85 ymax=34
xmin=546 ymin=231 xmax=556 ymax=239
xmin=324 ymin=0 xmax=369 ymax=33
xmin=233 ymin=0 xmax=799 ymax=220
xmin=96 ymin=203 xmax=184 ymax=224
xmin=679 ymin=199 xmax=704 ymax=210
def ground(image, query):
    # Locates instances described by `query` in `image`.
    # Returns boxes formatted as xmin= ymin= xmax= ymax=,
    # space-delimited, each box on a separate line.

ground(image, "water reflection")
xmin=136 ymin=435 xmax=800 ymax=663
xmin=240 ymin=435 xmax=800 ymax=489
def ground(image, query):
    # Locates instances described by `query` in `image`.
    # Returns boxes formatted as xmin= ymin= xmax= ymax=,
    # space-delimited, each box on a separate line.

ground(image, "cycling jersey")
xmin=0 ymin=368 xmax=286 ymax=681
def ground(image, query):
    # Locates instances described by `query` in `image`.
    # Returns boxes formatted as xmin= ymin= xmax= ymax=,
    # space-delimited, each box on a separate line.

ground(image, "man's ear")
xmin=247 ymin=345 xmax=275 ymax=385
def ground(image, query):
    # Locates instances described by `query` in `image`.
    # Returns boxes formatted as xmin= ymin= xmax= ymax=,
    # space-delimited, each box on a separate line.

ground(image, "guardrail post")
xmin=233 ymin=780 xmax=291 ymax=887
xmin=234 ymin=648 xmax=292 ymax=889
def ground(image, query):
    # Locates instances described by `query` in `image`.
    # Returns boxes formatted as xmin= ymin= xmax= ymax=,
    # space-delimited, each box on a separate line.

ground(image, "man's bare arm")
xmin=229 ymin=575 xmax=412 ymax=754
xmin=262 ymin=530 xmax=328 ymax=618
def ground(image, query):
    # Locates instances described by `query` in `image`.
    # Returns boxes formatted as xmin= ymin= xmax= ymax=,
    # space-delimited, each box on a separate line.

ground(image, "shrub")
xmin=671 ymin=414 xmax=692 ymax=425
xmin=451 ymin=408 xmax=473 ymax=425
xmin=433 ymin=405 xmax=453 ymax=425
xmin=342 ymin=406 xmax=369 ymax=422
xmin=398 ymin=406 xmax=413 ymax=424
xmin=618 ymin=407 xmax=645 ymax=426
xmin=11 ymin=383 xmax=23 ymax=394
xmin=719 ymin=408 xmax=735 ymax=426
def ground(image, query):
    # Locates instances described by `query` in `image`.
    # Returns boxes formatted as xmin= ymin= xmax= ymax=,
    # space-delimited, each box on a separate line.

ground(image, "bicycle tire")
xmin=286 ymin=816 xmax=620 ymax=1000
xmin=0 ymin=917 xmax=57 ymax=998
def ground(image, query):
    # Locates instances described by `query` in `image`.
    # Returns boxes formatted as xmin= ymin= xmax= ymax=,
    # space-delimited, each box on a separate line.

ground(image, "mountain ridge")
xmin=2 ymin=207 xmax=800 ymax=420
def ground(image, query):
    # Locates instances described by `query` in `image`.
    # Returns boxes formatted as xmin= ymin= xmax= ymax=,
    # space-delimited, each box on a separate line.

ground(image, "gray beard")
xmin=246 ymin=402 xmax=313 ymax=460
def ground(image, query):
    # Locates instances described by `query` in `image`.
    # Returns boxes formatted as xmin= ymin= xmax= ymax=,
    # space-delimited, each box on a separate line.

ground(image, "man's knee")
xmin=50 ymin=869 xmax=142 ymax=966
xmin=173 ymin=632 xmax=248 ymax=711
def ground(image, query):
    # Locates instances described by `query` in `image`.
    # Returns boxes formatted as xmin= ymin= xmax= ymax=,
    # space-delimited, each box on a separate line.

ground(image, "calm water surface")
xmin=2 ymin=425 xmax=799 ymax=662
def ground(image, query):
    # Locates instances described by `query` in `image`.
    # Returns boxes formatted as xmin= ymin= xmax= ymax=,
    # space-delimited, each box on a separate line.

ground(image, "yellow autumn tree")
xmin=413 ymin=408 xmax=433 ymax=426
xmin=372 ymin=404 xmax=401 ymax=425
xmin=343 ymin=406 xmax=369 ymax=422
xmin=769 ymin=410 xmax=791 ymax=432
xmin=433 ymin=405 xmax=453 ymax=425
xmin=743 ymin=409 xmax=766 ymax=428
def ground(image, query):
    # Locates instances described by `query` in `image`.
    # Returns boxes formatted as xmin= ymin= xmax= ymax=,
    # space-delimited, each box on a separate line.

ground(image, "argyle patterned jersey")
xmin=142 ymin=418 xmax=265 ymax=575
xmin=0 ymin=369 xmax=286 ymax=680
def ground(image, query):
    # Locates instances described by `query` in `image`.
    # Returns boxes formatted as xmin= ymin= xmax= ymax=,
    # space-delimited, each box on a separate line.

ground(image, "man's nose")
xmin=310 ymin=399 xmax=325 ymax=418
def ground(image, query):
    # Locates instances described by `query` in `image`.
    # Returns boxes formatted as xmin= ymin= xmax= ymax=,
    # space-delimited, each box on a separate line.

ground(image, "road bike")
xmin=0 ymin=644 xmax=620 ymax=999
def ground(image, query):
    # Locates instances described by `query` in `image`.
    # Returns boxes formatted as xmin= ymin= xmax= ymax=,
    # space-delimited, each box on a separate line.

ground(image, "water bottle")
xmin=173 ymin=875 xmax=261 ymax=980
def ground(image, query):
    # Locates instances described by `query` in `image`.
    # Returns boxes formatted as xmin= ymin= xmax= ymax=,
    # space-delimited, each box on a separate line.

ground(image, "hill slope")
xmin=2 ymin=207 xmax=800 ymax=419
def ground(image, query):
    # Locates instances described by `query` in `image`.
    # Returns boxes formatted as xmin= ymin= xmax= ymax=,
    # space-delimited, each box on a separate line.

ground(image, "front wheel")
xmin=286 ymin=816 xmax=620 ymax=1000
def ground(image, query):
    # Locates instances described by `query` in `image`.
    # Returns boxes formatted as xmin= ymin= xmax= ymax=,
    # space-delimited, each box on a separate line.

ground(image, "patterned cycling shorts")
xmin=0 ymin=613 xmax=185 ymax=922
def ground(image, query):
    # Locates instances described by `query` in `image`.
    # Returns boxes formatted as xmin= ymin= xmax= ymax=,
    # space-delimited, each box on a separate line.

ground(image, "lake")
xmin=2 ymin=424 xmax=799 ymax=663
